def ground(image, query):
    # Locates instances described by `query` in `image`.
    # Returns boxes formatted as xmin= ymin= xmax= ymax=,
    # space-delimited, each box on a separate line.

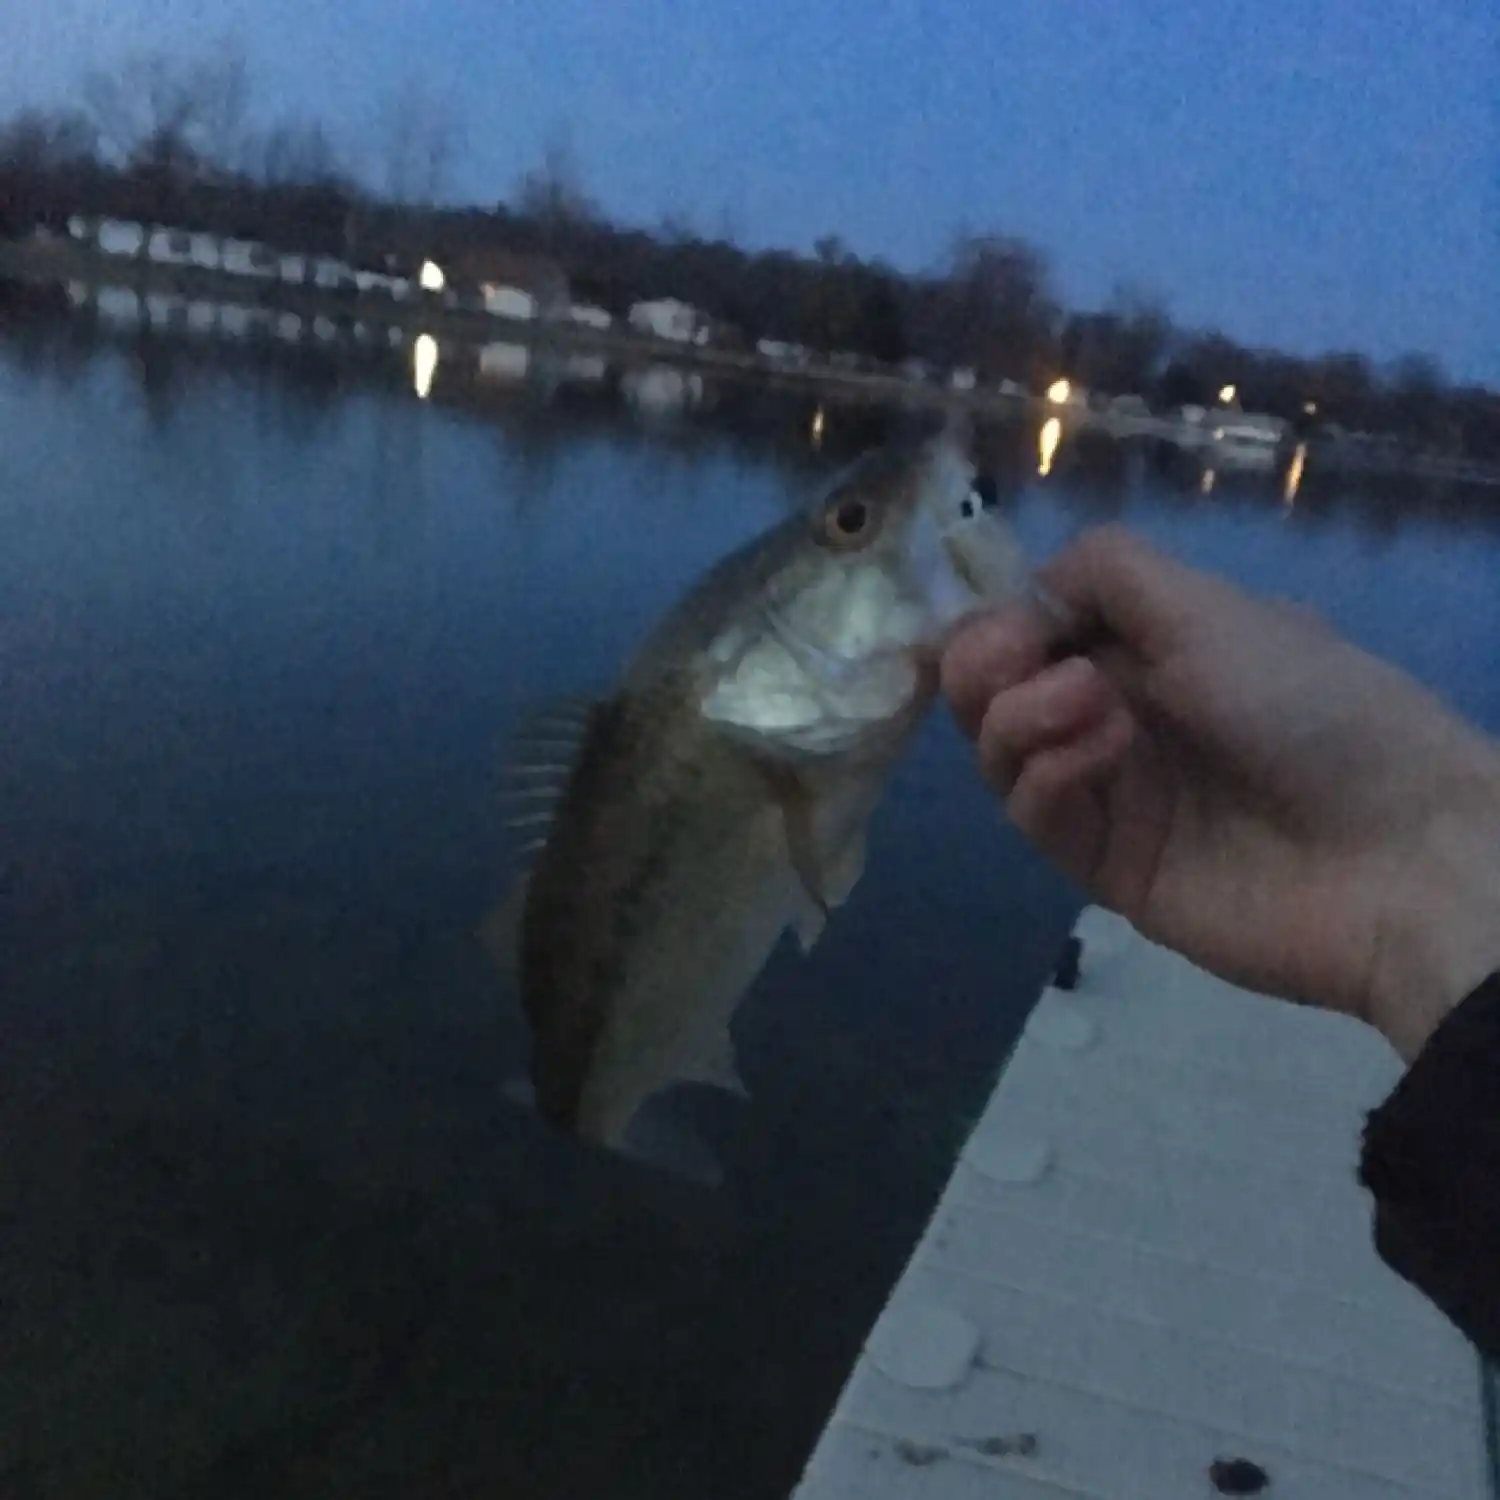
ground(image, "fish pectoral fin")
xmin=758 ymin=759 xmax=833 ymax=918
xmin=792 ymin=897 xmax=826 ymax=954
xmin=478 ymin=871 xmax=530 ymax=977
xmin=679 ymin=1028 xmax=750 ymax=1100
xmin=823 ymin=825 xmax=868 ymax=910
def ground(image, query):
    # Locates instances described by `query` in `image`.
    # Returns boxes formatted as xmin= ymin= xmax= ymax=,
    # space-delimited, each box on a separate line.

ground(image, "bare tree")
xmin=0 ymin=106 xmax=99 ymax=173
xmin=514 ymin=130 xmax=597 ymax=239
xmin=379 ymin=78 xmax=464 ymax=205
xmin=258 ymin=117 xmax=346 ymax=187
xmin=82 ymin=45 xmax=250 ymax=179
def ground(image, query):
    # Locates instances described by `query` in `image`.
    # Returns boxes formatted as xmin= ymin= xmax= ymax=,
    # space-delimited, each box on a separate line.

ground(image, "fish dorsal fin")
xmin=483 ymin=693 xmax=603 ymax=975
xmin=499 ymin=693 xmax=603 ymax=862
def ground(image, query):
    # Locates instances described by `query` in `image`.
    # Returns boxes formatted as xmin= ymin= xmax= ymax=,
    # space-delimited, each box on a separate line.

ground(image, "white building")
xmin=146 ymin=228 xmax=193 ymax=264
xmin=1209 ymin=411 xmax=1289 ymax=472
xmin=756 ymin=338 xmax=810 ymax=364
xmin=482 ymin=284 xmax=537 ymax=321
xmin=187 ymin=233 xmax=220 ymax=268
xmin=354 ymin=269 xmax=410 ymax=299
xmin=96 ymin=219 xmax=145 ymax=257
xmin=569 ymin=303 xmax=612 ymax=330
xmin=629 ymin=298 xmax=708 ymax=344
xmin=312 ymin=257 xmax=354 ymax=290
xmin=949 ymin=366 xmax=977 ymax=391
xmin=221 ymin=239 xmax=273 ymax=277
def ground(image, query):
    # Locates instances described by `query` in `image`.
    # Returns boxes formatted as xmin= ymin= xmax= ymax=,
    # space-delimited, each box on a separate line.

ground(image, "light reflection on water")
xmin=2 ymin=296 xmax=1500 ymax=1499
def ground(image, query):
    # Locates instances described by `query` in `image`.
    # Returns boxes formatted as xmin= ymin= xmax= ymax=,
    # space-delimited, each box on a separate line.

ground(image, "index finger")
xmin=1040 ymin=526 xmax=1242 ymax=661
xmin=940 ymin=599 xmax=1057 ymax=740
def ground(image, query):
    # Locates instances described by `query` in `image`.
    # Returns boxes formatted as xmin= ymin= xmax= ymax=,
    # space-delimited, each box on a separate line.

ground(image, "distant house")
xmin=97 ymin=219 xmax=145 ymax=257
xmin=756 ymin=338 xmax=810 ymax=364
xmin=312 ymin=257 xmax=355 ymax=291
xmin=1109 ymin=393 xmax=1151 ymax=417
xmin=1208 ymin=411 xmax=1288 ymax=471
xmin=353 ymin=269 xmax=409 ymax=299
xmin=221 ymin=239 xmax=272 ymax=277
xmin=631 ymin=298 xmax=710 ymax=345
xmin=187 ymin=233 xmax=220 ymax=269
xmin=147 ymin=228 xmax=193 ymax=265
xmin=443 ymin=248 xmax=569 ymax=320
xmin=949 ymin=367 xmax=977 ymax=391
xmin=569 ymin=303 xmax=612 ymax=331
xmin=483 ymin=285 xmax=537 ymax=321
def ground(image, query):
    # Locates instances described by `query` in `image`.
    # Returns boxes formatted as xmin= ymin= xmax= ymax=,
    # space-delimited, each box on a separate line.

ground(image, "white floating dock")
xmin=794 ymin=907 xmax=1493 ymax=1499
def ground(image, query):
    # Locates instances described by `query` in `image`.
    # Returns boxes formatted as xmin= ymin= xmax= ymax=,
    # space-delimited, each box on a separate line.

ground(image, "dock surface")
xmin=793 ymin=906 xmax=1491 ymax=1499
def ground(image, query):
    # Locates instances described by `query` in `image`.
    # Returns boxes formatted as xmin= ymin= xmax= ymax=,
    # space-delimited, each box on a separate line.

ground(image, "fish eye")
xmin=823 ymin=498 xmax=870 ymax=545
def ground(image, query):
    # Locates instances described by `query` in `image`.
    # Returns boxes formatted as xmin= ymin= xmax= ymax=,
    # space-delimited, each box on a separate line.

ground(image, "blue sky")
xmin=6 ymin=0 xmax=1496 ymax=383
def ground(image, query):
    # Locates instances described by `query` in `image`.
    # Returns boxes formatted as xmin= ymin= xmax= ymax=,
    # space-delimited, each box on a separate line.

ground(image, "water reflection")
xmin=3 ymin=281 xmax=1498 ymax=541
xmin=1284 ymin=441 xmax=1307 ymax=509
xmin=1038 ymin=415 xmax=1061 ymax=476
xmin=412 ymin=333 xmax=439 ymax=399
xmin=479 ymin=339 xmax=529 ymax=383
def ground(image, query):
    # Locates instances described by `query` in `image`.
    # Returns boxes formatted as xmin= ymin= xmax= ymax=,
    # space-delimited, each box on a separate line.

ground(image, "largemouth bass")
xmin=484 ymin=421 xmax=1027 ymax=1180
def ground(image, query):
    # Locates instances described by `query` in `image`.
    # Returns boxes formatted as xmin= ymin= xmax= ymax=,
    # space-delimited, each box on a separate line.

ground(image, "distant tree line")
xmin=1 ymin=46 xmax=1495 ymax=462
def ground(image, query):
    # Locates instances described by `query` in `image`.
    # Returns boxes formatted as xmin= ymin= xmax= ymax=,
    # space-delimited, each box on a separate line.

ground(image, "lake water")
xmin=3 ymin=287 xmax=1499 ymax=1499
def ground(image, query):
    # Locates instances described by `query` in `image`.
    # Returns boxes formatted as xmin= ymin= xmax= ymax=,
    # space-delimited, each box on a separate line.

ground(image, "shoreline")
xmin=4 ymin=235 xmax=1496 ymax=489
xmin=0 ymin=235 xmax=991 ymax=412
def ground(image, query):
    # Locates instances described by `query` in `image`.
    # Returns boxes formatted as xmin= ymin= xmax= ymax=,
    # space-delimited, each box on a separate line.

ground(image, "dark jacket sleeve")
xmin=1359 ymin=971 xmax=1500 ymax=1360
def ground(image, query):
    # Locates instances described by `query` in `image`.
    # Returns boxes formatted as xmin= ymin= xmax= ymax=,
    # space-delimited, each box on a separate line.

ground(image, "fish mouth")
xmin=943 ymin=534 xmax=986 ymax=598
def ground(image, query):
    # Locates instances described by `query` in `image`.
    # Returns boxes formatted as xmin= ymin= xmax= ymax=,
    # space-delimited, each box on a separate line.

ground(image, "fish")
xmin=482 ymin=419 xmax=1029 ymax=1181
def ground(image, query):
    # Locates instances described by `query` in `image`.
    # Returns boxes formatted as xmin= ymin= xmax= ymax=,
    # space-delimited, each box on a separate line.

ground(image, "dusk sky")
xmin=7 ymin=0 xmax=1496 ymax=384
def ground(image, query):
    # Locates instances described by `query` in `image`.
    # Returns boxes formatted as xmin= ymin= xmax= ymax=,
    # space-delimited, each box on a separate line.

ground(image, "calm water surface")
xmin=3 ymin=299 xmax=1499 ymax=1498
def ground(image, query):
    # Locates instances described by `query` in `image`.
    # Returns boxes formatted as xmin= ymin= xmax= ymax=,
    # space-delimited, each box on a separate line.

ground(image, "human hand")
xmin=943 ymin=526 xmax=1500 ymax=1060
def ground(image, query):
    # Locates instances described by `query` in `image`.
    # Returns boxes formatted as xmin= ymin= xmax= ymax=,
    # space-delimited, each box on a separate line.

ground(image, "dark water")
xmin=3 ymin=291 xmax=1500 ymax=1499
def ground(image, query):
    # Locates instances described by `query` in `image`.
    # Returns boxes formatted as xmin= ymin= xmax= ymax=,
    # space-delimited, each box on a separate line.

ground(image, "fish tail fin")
xmin=619 ymin=1101 xmax=725 ymax=1188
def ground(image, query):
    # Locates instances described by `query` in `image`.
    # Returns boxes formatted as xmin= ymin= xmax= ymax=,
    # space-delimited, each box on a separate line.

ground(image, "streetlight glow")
xmin=1047 ymin=378 xmax=1071 ymax=405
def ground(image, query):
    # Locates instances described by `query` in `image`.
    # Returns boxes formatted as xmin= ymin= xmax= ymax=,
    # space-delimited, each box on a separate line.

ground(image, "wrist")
xmin=1368 ymin=747 xmax=1500 ymax=1061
